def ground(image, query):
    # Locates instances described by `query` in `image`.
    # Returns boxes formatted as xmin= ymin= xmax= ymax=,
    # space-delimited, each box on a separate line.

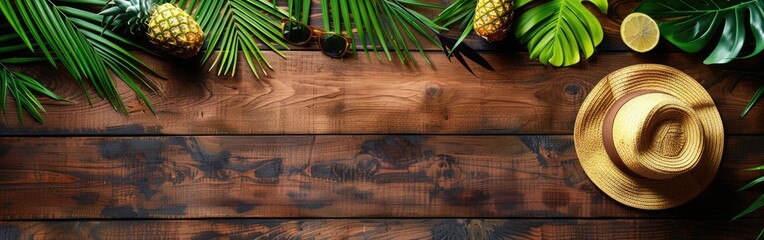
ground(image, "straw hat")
xmin=574 ymin=64 xmax=724 ymax=210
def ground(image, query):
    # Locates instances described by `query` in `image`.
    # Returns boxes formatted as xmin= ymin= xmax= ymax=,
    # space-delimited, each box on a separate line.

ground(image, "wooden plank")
xmin=1 ymin=52 xmax=760 ymax=135
xmin=0 ymin=135 xmax=761 ymax=219
xmin=0 ymin=219 xmax=761 ymax=239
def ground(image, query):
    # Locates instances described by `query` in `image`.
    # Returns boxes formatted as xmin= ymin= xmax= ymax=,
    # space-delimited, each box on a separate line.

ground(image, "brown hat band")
xmin=602 ymin=89 xmax=661 ymax=177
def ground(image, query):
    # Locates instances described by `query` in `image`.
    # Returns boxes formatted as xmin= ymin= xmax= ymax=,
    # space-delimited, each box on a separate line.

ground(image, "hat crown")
xmin=611 ymin=93 xmax=704 ymax=180
xmin=575 ymin=64 xmax=724 ymax=210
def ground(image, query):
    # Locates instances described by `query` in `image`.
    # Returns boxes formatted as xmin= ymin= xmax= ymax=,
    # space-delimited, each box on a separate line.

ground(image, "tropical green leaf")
xmin=172 ymin=0 xmax=289 ymax=78
xmin=747 ymin=165 xmax=764 ymax=171
xmin=739 ymin=175 xmax=764 ymax=192
xmin=724 ymin=71 xmax=764 ymax=119
xmin=59 ymin=3 xmax=159 ymax=113
xmin=307 ymin=0 xmax=444 ymax=64
xmin=742 ymin=85 xmax=764 ymax=119
xmin=735 ymin=164 xmax=764 ymax=224
xmin=636 ymin=0 xmax=764 ymax=65
xmin=734 ymin=193 xmax=764 ymax=220
xmin=433 ymin=0 xmax=475 ymax=52
xmin=432 ymin=0 xmax=495 ymax=73
xmin=0 ymin=1 xmax=32 ymax=51
xmin=0 ymin=64 xmax=67 ymax=125
xmin=0 ymin=1 xmax=161 ymax=123
xmin=287 ymin=0 xmax=311 ymax=23
xmin=513 ymin=0 xmax=607 ymax=67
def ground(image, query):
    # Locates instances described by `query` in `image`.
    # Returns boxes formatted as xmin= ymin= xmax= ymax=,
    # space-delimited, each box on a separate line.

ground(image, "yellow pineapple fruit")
xmin=473 ymin=0 xmax=514 ymax=42
xmin=100 ymin=1 xmax=204 ymax=59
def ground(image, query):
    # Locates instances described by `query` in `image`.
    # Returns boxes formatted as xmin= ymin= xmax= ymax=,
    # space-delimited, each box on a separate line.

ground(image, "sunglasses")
xmin=280 ymin=19 xmax=352 ymax=58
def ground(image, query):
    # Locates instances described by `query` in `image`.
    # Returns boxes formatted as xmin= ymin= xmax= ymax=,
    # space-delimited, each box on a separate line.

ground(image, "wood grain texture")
xmin=0 ymin=135 xmax=761 ymax=219
xmin=0 ymin=1 xmax=758 ymax=238
xmin=0 ymin=219 xmax=761 ymax=239
xmin=1 ymin=52 xmax=761 ymax=135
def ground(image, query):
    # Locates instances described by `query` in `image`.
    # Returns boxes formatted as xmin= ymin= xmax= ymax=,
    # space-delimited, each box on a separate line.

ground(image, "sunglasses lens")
xmin=319 ymin=33 xmax=349 ymax=58
xmin=282 ymin=21 xmax=312 ymax=45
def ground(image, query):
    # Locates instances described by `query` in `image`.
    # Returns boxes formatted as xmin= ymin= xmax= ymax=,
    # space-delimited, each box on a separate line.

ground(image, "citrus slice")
xmin=621 ymin=12 xmax=660 ymax=53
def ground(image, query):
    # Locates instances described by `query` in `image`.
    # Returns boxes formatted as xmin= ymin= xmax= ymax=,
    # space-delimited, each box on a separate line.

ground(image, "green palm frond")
xmin=736 ymin=165 xmax=764 ymax=239
xmin=433 ymin=0 xmax=476 ymax=53
xmin=292 ymin=0 xmax=447 ymax=64
xmin=0 ymin=0 xmax=159 ymax=124
xmin=59 ymin=6 xmax=159 ymax=109
xmin=0 ymin=30 xmax=66 ymax=124
xmin=7 ymin=0 xmax=108 ymax=103
xmin=742 ymin=84 xmax=764 ymax=119
xmin=172 ymin=0 xmax=289 ymax=78
xmin=0 ymin=20 xmax=63 ymax=124
xmin=0 ymin=64 xmax=66 ymax=125
xmin=288 ymin=0 xmax=311 ymax=23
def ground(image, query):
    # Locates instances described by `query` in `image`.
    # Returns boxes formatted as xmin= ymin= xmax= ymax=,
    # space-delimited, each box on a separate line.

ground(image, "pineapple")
xmin=100 ymin=1 xmax=204 ymax=59
xmin=473 ymin=0 xmax=514 ymax=42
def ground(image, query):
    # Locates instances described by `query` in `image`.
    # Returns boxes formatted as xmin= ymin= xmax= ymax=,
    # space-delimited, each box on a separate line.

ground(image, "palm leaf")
xmin=0 ymin=61 xmax=67 ymax=125
xmin=0 ymin=1 xmax=161 ymax=124
xmin=636 ymin=0 xmax=764 ymax=65
xmin=735 ymin=164 xmax=764 ymax=238
xmin=721 ymin=70 xmax=763 ymax=119
xmin=746 ymin=165 xmax=764 ymax=171
xmin=57 ymin=2 xmax=159 ymax=114
xmin=742 ymin=85 xmax=764 ymax=119
xmin=60 ymin=6 xmax=162 ymax=102
xmin=291 ymin=0 xmax=446 ymax=64
xmin=740 ymin=175 xmax=764 ymax=192
xmin=173 ymin=0 xmax=289 ymax=78
xmin=433 ymin=0 xmax=475 ymax=52
xmin=436 ymin=33 xmax=494 ymax=76
xmin=513 ymin=0 xmax=607 ymax=67
xmin=432 ymin=0 xmax=496 ymax=74
xmin=734 ymin=194 xmax=764 ymax=221
xmin=736 ymin=164 xmax=764 ymax=239
xmin=0 ymin=22 xmax=65 ymax=124
xmin=288 ymin=0 xmax=311 ymax=23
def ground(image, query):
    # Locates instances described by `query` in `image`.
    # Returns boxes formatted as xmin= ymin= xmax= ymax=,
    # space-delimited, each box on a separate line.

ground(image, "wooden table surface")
xmin=2 ymin=0 xmax=764 ymax=239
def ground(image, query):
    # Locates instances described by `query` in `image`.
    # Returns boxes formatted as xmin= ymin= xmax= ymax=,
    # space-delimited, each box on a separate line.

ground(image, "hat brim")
xmin=574 ymin=64 xmax=724 ymax=210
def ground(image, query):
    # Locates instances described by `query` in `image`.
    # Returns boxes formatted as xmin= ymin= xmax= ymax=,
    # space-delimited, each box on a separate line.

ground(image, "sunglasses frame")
xmin=281 ymin=19 xmax=353 ymax=58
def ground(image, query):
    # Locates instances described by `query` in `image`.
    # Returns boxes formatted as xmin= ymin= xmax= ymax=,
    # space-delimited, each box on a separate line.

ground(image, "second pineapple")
xmin=473 ymin=0 xmax=514 ymax=42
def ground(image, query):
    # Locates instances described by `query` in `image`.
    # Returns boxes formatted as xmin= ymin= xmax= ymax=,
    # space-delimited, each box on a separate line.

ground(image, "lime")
xmin=621 ymin=12 xmax=660 ymax=53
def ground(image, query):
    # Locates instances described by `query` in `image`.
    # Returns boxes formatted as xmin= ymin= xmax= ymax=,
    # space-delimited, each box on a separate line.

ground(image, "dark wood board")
xmin=1 ymin=0 xmax=762 ymax=238
xmin=0 ymin=135 xmax=761 ymax=219
xmin=0 ymin=219 xmax=760 ymax=239
xmin=1 ymin=52 xmax=761 ymax=135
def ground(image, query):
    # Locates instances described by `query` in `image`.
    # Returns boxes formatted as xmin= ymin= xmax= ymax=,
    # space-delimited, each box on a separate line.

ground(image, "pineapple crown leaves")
xmin=99 ymin=0 xmax=155 ymax=34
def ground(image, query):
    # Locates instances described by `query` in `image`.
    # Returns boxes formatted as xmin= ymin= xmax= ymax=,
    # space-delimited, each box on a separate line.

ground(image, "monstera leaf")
xmin=513 ymin=0 xmax=608 ymax=67
xmin=636 ymin=0 xmax=764 ymax=64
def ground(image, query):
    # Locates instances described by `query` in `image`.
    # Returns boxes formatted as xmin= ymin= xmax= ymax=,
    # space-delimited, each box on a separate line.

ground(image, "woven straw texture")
xmin=574 ymin=64 xmax=724 ymax=210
